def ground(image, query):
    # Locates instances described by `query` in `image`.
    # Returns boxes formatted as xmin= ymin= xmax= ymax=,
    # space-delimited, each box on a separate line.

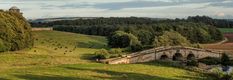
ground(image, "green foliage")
xmin=109 ymin=48 xmax=122 ymax=54
xmin=94 ymin=48 xmax=125 ymax=59
xmin=0 ymin=11 xmax=33 ymax=52
xmin=199 ymin=57 xmax=221 ymax=65
xmin=108 ymin=31 xmax=130 ymax=48
xmin=211 ymin=67 xmax=233 ymax=80
xmin=136 ymin=30 xmax=153 ymax=45
xmin=50 ymin=17 xmax=223 ymax=46
xmin=108 ymin=31 xmax=141 ymax=49
xmin=197 ymin=28 xmax=212 ymax=43
xmin=187 ymin=15 xmax=233 ymax=28
xmin=221 ymin=53 xmax=230 ymax=66
xmin=153 ymin=31 xmax=191 ymax=47
xmin=109 ymin=48 xmax=124 ymax=58
xmin=0 ymin=39 xmax=7 ymax=52
xmin=94 ymin=49 xmax=110 ymax=59
xmin=212 ymin=67 xmax=227 ymax=79
xmin=199 ymin=54 xmax=232 ymax=66
xmin=192 ymin=43 xmax=203 ymax=48
xmin=186 ymin=60 xmax=198 ymax=66
xmin=231 ymin=71 xmax=233 ymax=80
xmin=0 ymin=31 xmax=217 ymax=80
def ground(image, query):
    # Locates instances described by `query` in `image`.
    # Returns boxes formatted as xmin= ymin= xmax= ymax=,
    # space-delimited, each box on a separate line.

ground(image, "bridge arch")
xmin=172 ymin=53 xmax=183 ymax=61
xmin=187 ymin=53 xmax=195 ymax=60
xmin=160 ymin=55 xmax=169 ymax=60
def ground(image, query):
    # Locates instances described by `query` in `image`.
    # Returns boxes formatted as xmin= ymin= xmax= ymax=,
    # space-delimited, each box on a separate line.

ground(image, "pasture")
xmin=0 ymin=31 xmax=214 ymax=80
xmin=218 ymin=28 xmax=233 ymax=33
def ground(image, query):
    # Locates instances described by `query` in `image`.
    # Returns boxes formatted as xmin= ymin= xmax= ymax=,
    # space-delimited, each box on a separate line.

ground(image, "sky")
xmin=0 ymin=0 xmax=233 ymax=19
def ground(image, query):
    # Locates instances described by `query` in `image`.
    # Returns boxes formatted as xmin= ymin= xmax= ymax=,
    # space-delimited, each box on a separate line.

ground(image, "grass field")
xmin=0 ymin=31 xmax=215 ymax=80
xmin=218 ymin=28 xmax=233 ymax=33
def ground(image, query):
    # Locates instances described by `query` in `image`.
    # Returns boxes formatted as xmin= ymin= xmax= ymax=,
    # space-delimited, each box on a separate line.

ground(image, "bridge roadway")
xmin=100 ymin=46 xmax=225 ymax=64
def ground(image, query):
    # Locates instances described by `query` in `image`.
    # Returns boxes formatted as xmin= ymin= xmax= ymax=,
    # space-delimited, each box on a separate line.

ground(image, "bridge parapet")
xmin=100 ymin=46 xmax=227 ymax=64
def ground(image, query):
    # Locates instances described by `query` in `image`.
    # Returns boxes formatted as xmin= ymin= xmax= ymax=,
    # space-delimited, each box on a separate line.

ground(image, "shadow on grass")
xmin=0 ymin=78 xmax=10 ymax=80
xmin=76 ymin=41 xmax=108 ymax=49
xmin=64 ymin=67 xmax=178 ymax=80
xmin=14 ymin=74 xmax=89 ymax=80
xmin=141 ymin=61 xmax=216 ymax=80
xmin=79 ymin=53 xmax=97 ymax=62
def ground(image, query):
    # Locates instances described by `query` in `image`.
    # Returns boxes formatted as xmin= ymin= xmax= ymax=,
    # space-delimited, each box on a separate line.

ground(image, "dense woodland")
xmin=31 ymin=16 xmax=233 ymax=28
xmin=30 ymin=16 xmax=224 ymax=51
xmin=0 ymin=11 xmax=33 ymax=52
xmin=186 ymin=16 xmax=233 ymax=28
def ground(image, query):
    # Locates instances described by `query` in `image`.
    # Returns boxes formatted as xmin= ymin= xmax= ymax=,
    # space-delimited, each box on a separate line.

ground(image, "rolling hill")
xmin=0 ymin=31 xmax=215 ymax=80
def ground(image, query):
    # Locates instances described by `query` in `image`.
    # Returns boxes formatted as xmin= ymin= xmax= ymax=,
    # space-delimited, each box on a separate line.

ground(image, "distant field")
xmin=203 ymin=28 xmax=233 ymax=54
xmin=218 ymin=28 xmax=233 ymax=33
xmin=0 ymin=31 xmax=214 ymax=80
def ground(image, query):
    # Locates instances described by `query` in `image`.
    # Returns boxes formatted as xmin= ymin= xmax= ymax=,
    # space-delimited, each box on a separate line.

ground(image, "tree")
xmin=108 ymin=31 xmax=131 ymax=48
xmin=0 ymin=11 xmax=33 ymax=52
xmin=196 ymin=28 xmax=211 ymax=43
xmin=137 ymin=30 xmax=153 ymax=45
xmin=127 ymin=33 xmax=143 ymax=52
xmin=153 ymin=31 xmax=191 ymax=47
xmin=94 ymin=49 xmax=110 ymax=59
xmin=49 ymin=16 xmax=224 ymax=48
xmin=221 ymin=53 xmax=230 ymax=66
xmin=108 ymin=31 xmax=141 ymax=50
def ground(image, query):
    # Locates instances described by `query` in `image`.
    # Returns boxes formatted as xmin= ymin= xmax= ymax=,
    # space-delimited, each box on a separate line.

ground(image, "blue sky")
xmin=0 ymin=0 xmax=233 ymax=19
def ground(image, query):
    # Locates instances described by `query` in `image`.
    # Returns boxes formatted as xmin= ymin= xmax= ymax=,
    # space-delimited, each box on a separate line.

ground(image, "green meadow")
xmin=218 ymin=28 xmax=233 ymax=33
xmin=0 ymin=31 xmax=214 ymax=80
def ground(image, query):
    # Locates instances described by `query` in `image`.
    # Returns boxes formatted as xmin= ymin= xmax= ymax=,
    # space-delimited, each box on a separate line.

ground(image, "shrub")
xmin=221 ymin=53 xmax=231 ymax=66
xmin=211 ymin=67 xmax=232 ymax=80
xmin=109 ymin=48 xmax=122 ymax=54
xmin=192 ymin=43 xmax=203 ymax=48
xmin=109 ymin=48 xmax=123 ymax=58
xmin=199 ymin=57 xmax=221 ymax=65
xmin=231 ymin=72 xmax=233 ymax=80
xmin=186 ymin=60 xmax=198 ymax=66
xmin=229 ymin=60 xmax=233 ymax=66
xmin=129 ymin=44 xmax=143 ymax=52
xmin=94 ymin=48 xmax=125 ymax=59
xmin=94 ymin=49 xmax=110 ymax=59
xmin=108 ymin=31 xmax=141 ymax=49
xmin=153 ymin=31 xmax=191 ymax=47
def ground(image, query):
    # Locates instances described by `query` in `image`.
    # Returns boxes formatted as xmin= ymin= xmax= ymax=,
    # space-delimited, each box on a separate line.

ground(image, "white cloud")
xmin=0 ymin=0 xmax=232 ymax=19
xmin=216 ymin=12 xmax=225 ymax=17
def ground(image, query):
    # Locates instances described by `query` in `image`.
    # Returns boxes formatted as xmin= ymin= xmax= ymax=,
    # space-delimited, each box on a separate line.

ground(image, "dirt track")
xmin=203 ymin=34 xmax=233 ymax=53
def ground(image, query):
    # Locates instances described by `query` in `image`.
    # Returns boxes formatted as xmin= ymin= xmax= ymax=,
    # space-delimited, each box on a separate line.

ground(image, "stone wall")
xmin=101 ymin=46 xmax=224 ymax=64
xmin=129 ymin=53 xmax=155 ymax=63
xmin=32 ymin=27 xmax=53 ymax=31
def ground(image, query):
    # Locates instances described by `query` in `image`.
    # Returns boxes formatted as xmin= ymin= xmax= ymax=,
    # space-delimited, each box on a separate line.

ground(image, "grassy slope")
xmin=0 ymin=31 xmax=214 ymax=80
xmin=218 ymin=28 xmax=233 ymax=33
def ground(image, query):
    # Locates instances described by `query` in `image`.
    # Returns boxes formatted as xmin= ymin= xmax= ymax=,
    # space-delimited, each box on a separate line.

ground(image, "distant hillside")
xmin=28 ymin=17 xmax=167 ymax=23
xmin=0 ymin=11 xmax=33 ymax=52
xmin=28 ymin=17 xmax=99 ymax=23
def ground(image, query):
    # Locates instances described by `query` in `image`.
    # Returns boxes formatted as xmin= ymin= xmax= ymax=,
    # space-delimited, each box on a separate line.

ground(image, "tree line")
xmin=31 ymin=16 xmax=233 ymax=28
xmin=186 ymin=16 xmax=233 ymax=28
xmin=30 ymin=16 xmax=224 ymax=51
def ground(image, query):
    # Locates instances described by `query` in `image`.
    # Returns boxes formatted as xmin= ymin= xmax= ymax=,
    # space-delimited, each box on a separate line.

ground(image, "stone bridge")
xmin=100 ymin=46 xmax=225 ymax=64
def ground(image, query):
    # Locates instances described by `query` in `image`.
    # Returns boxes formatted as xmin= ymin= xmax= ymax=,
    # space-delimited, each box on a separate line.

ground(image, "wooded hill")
xmin=30 ymin=16 xmax=224 ymax=51
xmin=0 ymin=11 xmax=33 ymax=52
